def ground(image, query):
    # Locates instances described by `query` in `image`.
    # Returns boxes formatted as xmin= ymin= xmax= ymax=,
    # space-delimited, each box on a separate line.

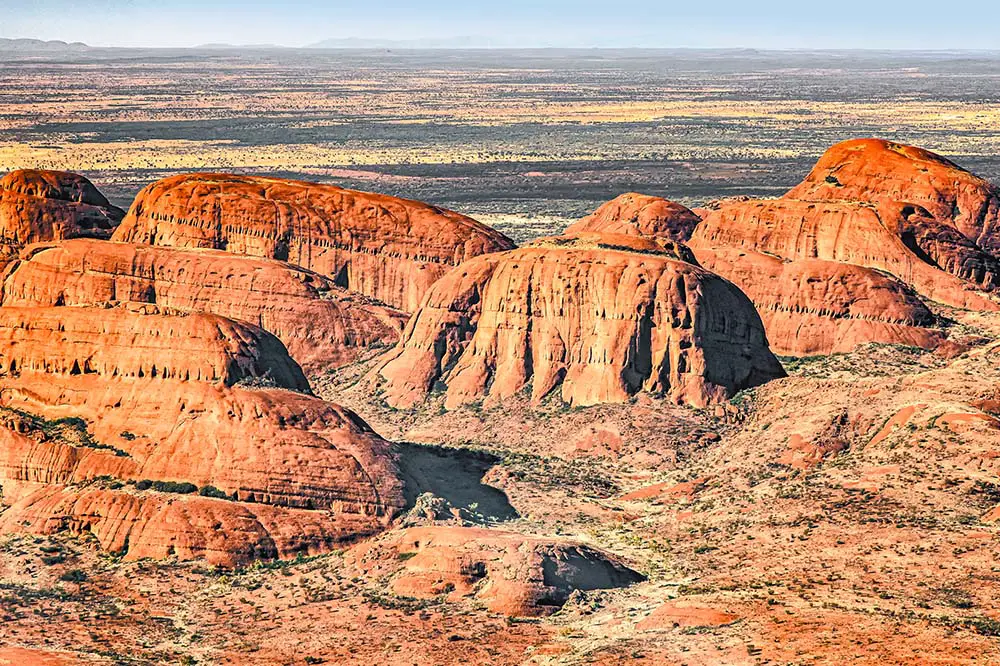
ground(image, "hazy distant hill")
xmin=307 ymin=36 xmax=506 ymax=49
xmin=195 ymin=42 xmax=284 ymax=49
xmin=0 ymin=38 xmax=89 ymax=52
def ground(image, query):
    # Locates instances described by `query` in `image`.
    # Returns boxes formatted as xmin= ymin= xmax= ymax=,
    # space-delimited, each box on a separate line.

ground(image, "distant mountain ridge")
xmin=0 ymin=38 xmax=89 ymax=51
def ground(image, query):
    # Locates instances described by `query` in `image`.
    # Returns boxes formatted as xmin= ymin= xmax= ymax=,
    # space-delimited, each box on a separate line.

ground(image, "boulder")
xmin=379 ymin=233 xmax=785 ymax=409
xmin=110 ymin=173 xmax=515 ymax=312
xmin=350 ymin=526 xmax=644 ymax=616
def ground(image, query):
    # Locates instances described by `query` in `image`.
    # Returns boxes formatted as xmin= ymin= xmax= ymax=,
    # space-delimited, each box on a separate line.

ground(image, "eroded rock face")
xmin=0 ymin=170 xmax=123 ymax=261
xmin=690 ymin=198 xmax=999 ymax=312
xmin=693 ymin=246 xmax=946 ymax=356
xmin=379 ymin=233 xmax=785 ymax=409
xmin=0 ymin=305 xmax=406 ymax=566
xmin=2 ymin=239 xmax=406 ymax=373
xmin=0 ymin=485 xmax=387 ymax=567
xmin=787 ymin=138 xmax=1000 ymax=255
xmin=350 ymin=526 xmax=644 ymax=616
xmin=110 ymin=173 xmax=515 ymax=312
xmin=0 ymin=305 xmax=308 ymax=390
xmin=565 ymin=192 xmax=701 ymax=242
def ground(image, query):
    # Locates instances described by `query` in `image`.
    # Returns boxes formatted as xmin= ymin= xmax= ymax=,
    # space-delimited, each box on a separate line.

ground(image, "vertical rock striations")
xmin=379 ymin=233 xmax=785 ymax=410
xmin=0 ymin=304 xmax=406 ymax=566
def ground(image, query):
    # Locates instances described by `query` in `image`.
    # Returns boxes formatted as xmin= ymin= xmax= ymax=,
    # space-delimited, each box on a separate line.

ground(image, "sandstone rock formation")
xmin=2 ymin=239 xmax=406 ymax=373
xmin=379 ymin=233 xmax=785 ymax=409
xmin=787 ymin=138 xmax=1000 ymax=256
xmin=693 ymin=246 xmax=946 ymax=356
xmin=110 ymin=174 xmax=515 ymax=312
xmin=0 ymin=170 xmax=123 ymax=261
xmin=0 ymin=305 xmax=309 ymax=390
xmin=690 ymin=198 xmax=1000 ymax=313
xmin=350 ymin=526 xmax=644 ymax=616
xmin=682 ymin=140 xmax=1000 ymax=357
xmin=0 ymin=304 xmax=406 ymax=566
xmin=565 ymin=192 xmax=701 ymax=242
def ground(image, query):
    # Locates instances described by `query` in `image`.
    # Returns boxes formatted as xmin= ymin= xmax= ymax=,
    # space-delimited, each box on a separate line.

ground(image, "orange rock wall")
xmin=380 ymin=235 xmax=785 ymax=409
xmin=2 ymin=239 xmax=406 ymax=373
xmin=693 ymin=247 xmax=946 ymax=356
xmin=111 ymin=174 xmax=515 ymax=312
xmin=0 ymin=169 xmax=123 ymax=261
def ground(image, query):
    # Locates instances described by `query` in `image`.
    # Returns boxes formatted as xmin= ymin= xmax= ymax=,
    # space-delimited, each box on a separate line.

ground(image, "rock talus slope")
xmin=110 ymin=173 xmax=515 ymax=312
xmin=380 ymin=233 xmax=785 ymax=409
xmin=2 ymin=239 xmax=406 ymax=372
xmin=350 ymin=526 xmax=645 ymax=616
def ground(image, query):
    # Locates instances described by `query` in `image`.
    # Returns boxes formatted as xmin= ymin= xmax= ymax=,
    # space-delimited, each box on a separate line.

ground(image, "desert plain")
xmin=0 ymin=45 xmax=999 ymax=666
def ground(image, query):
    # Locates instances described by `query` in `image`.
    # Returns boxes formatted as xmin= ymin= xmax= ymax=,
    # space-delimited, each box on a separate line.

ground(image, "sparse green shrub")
xmin=152 ymin=480 xmax=198 ymax=494
xmin=198 ymin=485 xmax=230 ymax=500
xmin=59 ymin=569 xmax=87 ymax=583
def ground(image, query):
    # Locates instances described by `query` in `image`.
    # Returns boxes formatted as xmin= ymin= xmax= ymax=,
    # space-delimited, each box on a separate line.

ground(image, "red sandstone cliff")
xmin=0 ymin=170 xmax=123 ymax=261
xmin=110 ymin=173 xmax=515 ymax=312
xmin=0 ymin=305 xmax=405 ymax=566
xmin=379 ymin=233 xmax=785 ymax=410
xmin=2 ymin=239 xmax=406 ymax=373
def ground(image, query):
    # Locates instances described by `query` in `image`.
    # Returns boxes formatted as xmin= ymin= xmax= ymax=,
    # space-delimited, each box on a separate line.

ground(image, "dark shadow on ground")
xmin=394 ymin=442 xmax=519 ymax=523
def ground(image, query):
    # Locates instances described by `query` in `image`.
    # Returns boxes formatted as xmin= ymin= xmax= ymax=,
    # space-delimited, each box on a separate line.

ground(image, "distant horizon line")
xmin=2 ymin=37 xmax=1000 ymax=53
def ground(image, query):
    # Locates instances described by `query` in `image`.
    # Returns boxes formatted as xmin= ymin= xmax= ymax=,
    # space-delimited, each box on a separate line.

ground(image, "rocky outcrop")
xmin=110 ymin=174 xmax=515 ymax=312
xmin=565 ymin=192 xmax=701 ymax=242
xmin=379 ymin=233 xmax=785 ymax=409
xmin=0 ymin=304 xmax=406 ymax=566
xmin=0 ymin=170 xmax=123 ymax=262
xmin=0 ymin=305 xmax=309 ymax=390
xmin=787 ymin=138 xmax=1000 ymax=256
xmin=690 ymin=198 xmax=999 ymax=312
xmin=2 ymin=239 xmax=406 ymax=373
xmin=0 ymin=485 xmax=384 ymax=567
xmin=693 ymin=246 xmax=946 ymax=356
xmin=350 ymin=526 xmax=645 ymax=616
xmin=664 ymin=140 xmax=1000 ymax=356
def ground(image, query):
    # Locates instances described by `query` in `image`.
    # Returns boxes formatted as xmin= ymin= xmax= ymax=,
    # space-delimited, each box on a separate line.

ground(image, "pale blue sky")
xmin=3 ymin=0 xmax=999 ymax=49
